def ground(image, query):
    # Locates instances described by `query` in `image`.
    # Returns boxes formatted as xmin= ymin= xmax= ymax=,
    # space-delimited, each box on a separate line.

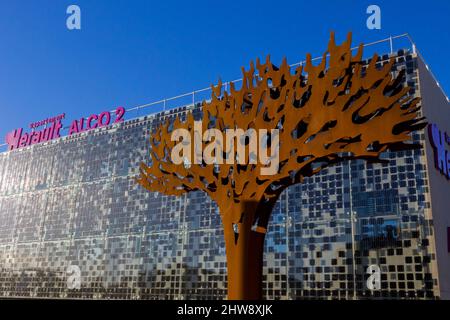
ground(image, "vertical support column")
xmin=389 ymin=35 xmax=393 ymax=55
xmin=447 ymin=227 xmax=450 ymax=253
xmin=285 ymin=190 xmax=291 ymax=299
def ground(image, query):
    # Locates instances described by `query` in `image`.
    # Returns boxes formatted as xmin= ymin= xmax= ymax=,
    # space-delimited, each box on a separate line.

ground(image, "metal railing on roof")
xmin=124 ymin=33 xmax=414 ymax=119
xmin=1 ymin=33 xmax=446 ymax=153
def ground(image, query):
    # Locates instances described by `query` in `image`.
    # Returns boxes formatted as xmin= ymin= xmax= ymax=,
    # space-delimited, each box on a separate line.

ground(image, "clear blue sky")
xmin=0 ymin=0 xmax=449 ymax=142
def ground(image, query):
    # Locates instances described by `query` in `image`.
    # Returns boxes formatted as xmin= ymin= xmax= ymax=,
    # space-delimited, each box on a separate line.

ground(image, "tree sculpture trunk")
xmin=221 ymin=199 xmax=277 ymax=300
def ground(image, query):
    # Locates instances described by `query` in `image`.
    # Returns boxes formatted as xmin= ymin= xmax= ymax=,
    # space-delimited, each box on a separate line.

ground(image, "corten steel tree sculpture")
xmin=137 ymin=33 xmax=425 ymax=300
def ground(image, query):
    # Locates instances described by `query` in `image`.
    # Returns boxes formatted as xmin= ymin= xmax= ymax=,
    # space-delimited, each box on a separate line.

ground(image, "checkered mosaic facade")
xmin=0 ymin=50 xmax=441 ymax=299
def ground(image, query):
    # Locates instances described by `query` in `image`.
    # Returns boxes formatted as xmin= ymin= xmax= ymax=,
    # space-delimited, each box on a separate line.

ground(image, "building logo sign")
xmin=428 ymin=123 xmax=450 ymax=179
xmin=5 ymin=106 xmax=125 ymax=151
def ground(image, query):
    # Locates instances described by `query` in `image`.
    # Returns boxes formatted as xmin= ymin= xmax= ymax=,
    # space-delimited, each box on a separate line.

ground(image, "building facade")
xmin=0 ymin=47 xmax=449 ymax=300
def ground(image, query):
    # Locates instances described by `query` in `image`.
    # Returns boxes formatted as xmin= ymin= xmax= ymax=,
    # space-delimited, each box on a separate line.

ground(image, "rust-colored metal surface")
xmin=137 ymin=32 xmax=426 ymax=300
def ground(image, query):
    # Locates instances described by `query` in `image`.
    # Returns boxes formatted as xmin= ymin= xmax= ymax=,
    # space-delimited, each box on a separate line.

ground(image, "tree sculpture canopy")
xmin=137 ymin=32 xmax=425 ymax=300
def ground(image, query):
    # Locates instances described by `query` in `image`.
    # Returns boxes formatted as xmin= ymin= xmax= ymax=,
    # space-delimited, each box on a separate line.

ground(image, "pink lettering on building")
xmin=4 ymin=106 xmax=125 ymax=151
